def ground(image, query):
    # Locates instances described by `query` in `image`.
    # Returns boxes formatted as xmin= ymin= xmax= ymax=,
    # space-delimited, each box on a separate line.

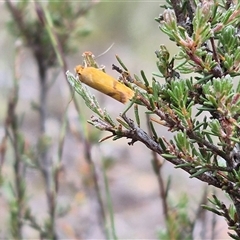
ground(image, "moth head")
xmin=75 ymin=65 xmax=84 ymax=76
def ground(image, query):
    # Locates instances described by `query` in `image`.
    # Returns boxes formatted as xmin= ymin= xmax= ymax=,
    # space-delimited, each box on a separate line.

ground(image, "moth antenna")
xmin=96 ymin=43 xmax=115 ymax=59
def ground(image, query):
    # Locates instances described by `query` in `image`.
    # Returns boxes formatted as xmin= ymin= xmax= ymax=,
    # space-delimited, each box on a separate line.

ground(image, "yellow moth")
xmin=75 ymin=65 xmax=135 ymax=104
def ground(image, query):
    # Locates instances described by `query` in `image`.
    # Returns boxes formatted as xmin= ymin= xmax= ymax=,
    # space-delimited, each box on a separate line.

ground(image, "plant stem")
xmin=146 ymin=115 xmax=169 ymax=219
xmin=102 ymin=158 xmax=118 ymax=240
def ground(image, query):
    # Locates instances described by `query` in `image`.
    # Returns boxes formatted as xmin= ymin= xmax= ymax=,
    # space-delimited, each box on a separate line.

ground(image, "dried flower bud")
xmin=201 ymin=0 xmax=214 ymax=17
xmin=162 ymin=9 xmax=177 ymax=25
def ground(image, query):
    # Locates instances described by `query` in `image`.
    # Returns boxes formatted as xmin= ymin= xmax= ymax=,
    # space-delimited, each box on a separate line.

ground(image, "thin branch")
xmin=35 ymin=3 xmax=107 ymax=237
xmin=146 ymin=115 xmax=169 ymax=219
xmin=93 ymin=113 xmax=239 ymax=194
xmin=5 ymin=0 xmax=31 ymax=45
xmin=138 ymin=95 xmax=232 ymax=165
xmin=83 ymin=139 xmax=107 ymax=237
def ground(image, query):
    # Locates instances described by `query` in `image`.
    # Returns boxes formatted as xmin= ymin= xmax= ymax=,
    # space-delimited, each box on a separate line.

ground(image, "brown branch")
xmin=5 ymin=0 xmax=32 ymax=45
xmin=138 ymin=94 xmax=232 ymax=165
xmin=34 ymin=4 xmax=107 ymax=237
xmin=90 ymin=113 xmax=240 ymax=198
xmin=146 ymin=115 xmax=169 ymax=219
xmin=82 ymin=138 xmax=107 ymax=237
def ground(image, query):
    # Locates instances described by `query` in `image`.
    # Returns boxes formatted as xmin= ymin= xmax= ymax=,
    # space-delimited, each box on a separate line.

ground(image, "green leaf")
xmin=161 ymin=153 xmax=177 ymax=159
